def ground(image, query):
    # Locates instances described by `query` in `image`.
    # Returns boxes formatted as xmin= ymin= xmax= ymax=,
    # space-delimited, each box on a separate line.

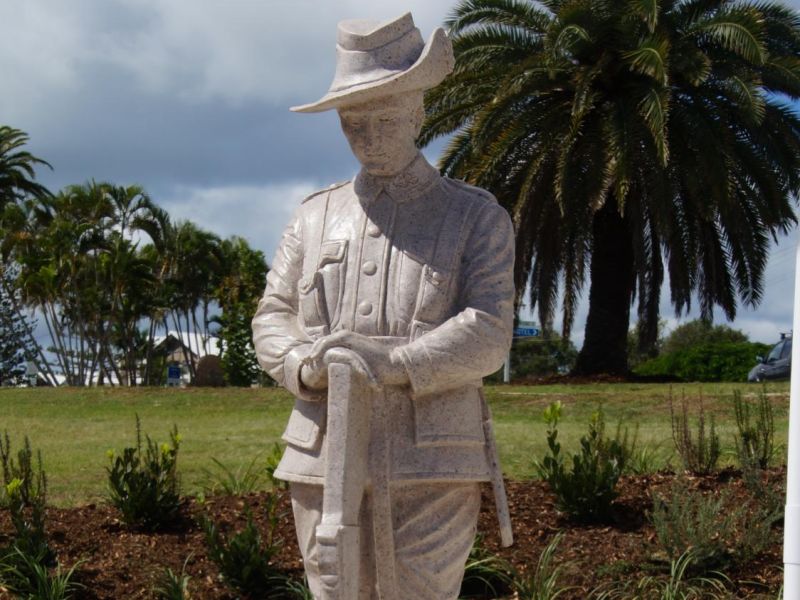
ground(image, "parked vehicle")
xmin=748 ymin=333 xmax=792 ymax=382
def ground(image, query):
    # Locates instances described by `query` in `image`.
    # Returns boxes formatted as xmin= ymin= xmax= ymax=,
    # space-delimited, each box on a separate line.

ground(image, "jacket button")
xmin=366 ymin=223 xmax=381 ymax=237
xmin=357 ymin=301 xmax=373 ymax=316
xmin=362 ymin=261 xmax=377 ymax=275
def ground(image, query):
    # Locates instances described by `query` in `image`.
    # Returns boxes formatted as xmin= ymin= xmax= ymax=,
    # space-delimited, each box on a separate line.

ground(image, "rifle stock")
xmin=317 ymin=363 xmax=371 ymax=600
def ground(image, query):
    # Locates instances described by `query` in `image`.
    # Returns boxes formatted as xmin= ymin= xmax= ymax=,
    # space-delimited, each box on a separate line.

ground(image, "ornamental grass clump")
xmin=106 ymin=415 xmax=182 ymax=530
xmin=536 ymin=402 xmax=633 ymax=522
xmin=733 ymin=389 xmax=776 ymax=474
xmin=459 ymin=534 xmax=514 ymax=598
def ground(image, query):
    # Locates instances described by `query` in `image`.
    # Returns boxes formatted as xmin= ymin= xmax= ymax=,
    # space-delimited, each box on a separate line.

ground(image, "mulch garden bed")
xmin=0 ymin=469 xmax=786 ymax=599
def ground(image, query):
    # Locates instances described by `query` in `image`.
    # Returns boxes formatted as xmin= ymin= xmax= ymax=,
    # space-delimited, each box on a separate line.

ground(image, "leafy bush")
xmin=487 ymin=336 xmax=577 ymax=382
xmin=459 ymin=534 xmax=513 ymax=598
xmin=634 ymin=341 xmax=770 ymax=382
xmin=194 ymin=355 xmax=225 ymax=387
xmin=202 ymin=496 xmax=287 ymax=598
xmin=106 ymin=416 xmax=182 ymax=529
xmin=536 ymin=402 xmax=633 ymax=522
xmin=662 ymin=320 xmax=748 ymax=355
xmin=670 ymin=392 xmax=720 ymax=475
xmin=733 ymin=389 xmax=775 ymax=472
xmin=650 ymin=480 xmax=780 ymax=571
xmin=0 ymin=432 xmax=47 ymax=509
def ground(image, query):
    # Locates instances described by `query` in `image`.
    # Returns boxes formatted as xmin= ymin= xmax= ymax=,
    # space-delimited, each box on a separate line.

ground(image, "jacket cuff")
xmin=284 ymin=344 xmax=326 ymax=403
xmin=394 ymin=344 xmax=436 ymax=398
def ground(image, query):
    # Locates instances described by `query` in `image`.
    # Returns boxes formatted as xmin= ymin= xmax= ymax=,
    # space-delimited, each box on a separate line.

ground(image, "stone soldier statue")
xmin=252 ymin=12 xmax=514 ymax=600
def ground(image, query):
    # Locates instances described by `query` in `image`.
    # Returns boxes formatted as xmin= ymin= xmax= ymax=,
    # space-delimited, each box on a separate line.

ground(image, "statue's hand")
xmin=301 ymin=346 xmax=380 ymax=391
xmin=308 ymin=331 xmax=408 ymax=387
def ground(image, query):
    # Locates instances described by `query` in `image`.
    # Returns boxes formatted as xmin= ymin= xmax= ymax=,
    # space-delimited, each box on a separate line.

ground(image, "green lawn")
xmin=0 ymin=381 xmax=790 ymax=506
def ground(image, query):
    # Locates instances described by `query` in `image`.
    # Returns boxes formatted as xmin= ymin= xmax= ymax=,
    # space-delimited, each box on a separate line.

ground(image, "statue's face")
xmin=338 ymin=93 xmax=424 ymax=177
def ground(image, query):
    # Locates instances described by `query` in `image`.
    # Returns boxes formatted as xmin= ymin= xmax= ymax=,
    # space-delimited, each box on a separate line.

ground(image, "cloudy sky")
xmin=3 ymin=0 xmax=800 ymax=347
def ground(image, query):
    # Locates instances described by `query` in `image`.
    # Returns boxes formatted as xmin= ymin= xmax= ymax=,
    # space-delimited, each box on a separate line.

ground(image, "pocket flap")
xmin=282 ymin=398 xmax=326 ymax=451
xmin=413 ymin=386 xmax=484 ymax=447
xmin=319 ymin=239 xmax=348 ymax=267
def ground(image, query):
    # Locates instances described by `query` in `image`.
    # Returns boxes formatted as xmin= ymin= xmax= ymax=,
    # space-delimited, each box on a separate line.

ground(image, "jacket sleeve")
xmin=394 ymin=200 xmax=515 ymax=397
xmin=251 ymin=210 xmax=324 ymax=402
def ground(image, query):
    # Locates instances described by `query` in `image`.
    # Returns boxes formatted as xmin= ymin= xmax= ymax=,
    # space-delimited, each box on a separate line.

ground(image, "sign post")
xmin=785 ymin=241 xmax=800 ymax=598
xmin=503 ymin=322 xmax=540 ymax=384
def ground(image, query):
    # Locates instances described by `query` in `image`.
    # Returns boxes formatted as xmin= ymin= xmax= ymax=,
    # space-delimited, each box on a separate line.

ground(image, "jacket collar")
xmin=353 ymin=153 xmax=440 ymax=204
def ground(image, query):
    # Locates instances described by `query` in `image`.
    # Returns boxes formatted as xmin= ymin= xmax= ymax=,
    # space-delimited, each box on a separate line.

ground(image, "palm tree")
xmin=421 ymin=0 xmax=800 ymax=374
xmin=0 ymin=126 xmax=52 ymax=211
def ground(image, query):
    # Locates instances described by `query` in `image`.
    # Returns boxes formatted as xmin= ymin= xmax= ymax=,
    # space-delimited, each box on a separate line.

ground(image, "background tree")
xmin=213 ymin=236 xmax=268 ymax=386
xmin=662 ymin=319 xmax=749 ymax=355
xmin=0 ymin=264 xmax=37 ymax=386
xmin=421 ymin=0 xmax=800 ymax=375
xmin=0 ymin=126 xmax=51 ymax=211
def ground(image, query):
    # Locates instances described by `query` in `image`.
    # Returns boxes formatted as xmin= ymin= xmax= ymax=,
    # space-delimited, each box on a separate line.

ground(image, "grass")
xmin=0 ymin=381 xmax=789 ymax=506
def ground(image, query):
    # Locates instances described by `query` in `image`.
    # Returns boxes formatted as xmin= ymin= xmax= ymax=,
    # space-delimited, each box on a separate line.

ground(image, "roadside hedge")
xmin=633 ymin=341 xmax=771 ymax=382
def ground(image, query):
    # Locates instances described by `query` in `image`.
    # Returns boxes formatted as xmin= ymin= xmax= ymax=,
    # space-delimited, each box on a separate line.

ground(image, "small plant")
xmin=733 ymin=389 xmax=775 ymax=472
xmin=153 ymin=554 xmax=192 ymax=600
xmin=459 ymin=534 xmax=513 ymax=598
xmin=202 ymin=495 xmax=288 ymax=598
xmin=0 ymin=546 xmax=84 ymax=600
xmin=592 ymin=551 xmax=730 ymax=599
xmin=202 ymin=455 xmax=263 ymax=496
xmin=625 ymin=443 xmax=669 ymax=476
xmin=106 ymin=415 xmax=182 ymax=529
xmin=513 ymin=533 xmax=575 ymax=600
xmin=650 ymin=479 xmax=780 ymax=571
xmin=0 ymin=432 xmax=47 ymax=509
xmin=265 ymin=442 xmax=287 ymax=490
xmin=670 ymin=391 xmax=720 ymax=475
xmin=536 ymin=402 xmax=632 ymax=521
xmin=0 ymin=434 xmax=51 ymax=565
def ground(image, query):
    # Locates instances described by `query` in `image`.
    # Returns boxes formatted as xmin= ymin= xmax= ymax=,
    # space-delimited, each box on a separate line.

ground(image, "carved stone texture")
xmin=252 ymin=12 xmax=515 ymax=600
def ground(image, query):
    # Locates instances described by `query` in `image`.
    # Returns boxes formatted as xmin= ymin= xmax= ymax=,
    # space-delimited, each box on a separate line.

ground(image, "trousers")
xmin=290 ymin=481 xmax=481 ymax=600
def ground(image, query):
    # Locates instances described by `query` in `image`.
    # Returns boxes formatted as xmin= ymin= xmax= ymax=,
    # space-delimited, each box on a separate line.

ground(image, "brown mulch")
xmin=0 ymin=469 xmax=786 ymax=599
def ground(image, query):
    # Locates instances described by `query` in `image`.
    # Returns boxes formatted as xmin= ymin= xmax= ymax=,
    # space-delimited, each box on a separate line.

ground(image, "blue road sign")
xmin=514 ymin=327 xmax=540 ymax=337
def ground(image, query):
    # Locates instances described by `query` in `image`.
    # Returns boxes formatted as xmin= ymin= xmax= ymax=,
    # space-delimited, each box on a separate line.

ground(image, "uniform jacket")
xmin=252 ymin=154 xmax=515 ymax=484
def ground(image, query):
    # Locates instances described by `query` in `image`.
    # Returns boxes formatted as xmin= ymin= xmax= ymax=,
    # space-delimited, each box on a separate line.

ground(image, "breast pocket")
xmin=410 ymin=263 xmax=454 ymax=341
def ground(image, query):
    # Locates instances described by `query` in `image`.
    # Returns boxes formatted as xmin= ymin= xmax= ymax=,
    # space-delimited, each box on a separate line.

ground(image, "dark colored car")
xmin=747 ymin=335 xmax=792 ymax=382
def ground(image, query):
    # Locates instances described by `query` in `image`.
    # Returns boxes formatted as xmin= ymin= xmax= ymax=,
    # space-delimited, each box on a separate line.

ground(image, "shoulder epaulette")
xmin=443 ymin=177 xmax=498 ymax=204
xmin=301 ymin=181 xmax=349 ymax=204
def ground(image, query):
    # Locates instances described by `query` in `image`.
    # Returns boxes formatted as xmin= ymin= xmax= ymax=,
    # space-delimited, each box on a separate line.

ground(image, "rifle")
xmin=315 ymin=363 xmax=371 ymax=600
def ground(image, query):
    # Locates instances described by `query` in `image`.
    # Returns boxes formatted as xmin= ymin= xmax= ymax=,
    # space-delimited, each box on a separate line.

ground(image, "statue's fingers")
xmin=326 ymin=348 xmax=380 ymax=390
xmin=308 ymin=331 xmax=349 ymax=361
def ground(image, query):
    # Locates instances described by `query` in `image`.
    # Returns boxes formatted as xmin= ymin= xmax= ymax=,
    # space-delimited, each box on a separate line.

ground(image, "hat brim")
xmin=290 ymin=28 xmax=453 ymax=113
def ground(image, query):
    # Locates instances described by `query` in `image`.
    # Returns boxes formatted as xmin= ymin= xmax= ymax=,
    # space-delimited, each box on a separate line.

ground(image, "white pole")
xmin=785 ymin=240 xmax=800 ymax=599
xmin=503 ymin=351 xmax=511 ymax=384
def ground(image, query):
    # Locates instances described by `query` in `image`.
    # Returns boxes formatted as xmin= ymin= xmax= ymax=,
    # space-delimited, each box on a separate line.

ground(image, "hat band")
xmin=328 ymin=28 xmax=424 ymax=93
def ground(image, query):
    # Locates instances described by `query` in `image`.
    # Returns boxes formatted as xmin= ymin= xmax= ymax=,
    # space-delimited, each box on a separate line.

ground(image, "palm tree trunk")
xmin=573 ymin=200 xmax=635 ymax=376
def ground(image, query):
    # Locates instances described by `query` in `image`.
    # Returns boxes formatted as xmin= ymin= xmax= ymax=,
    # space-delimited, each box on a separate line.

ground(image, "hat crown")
xmin=329 ymin=13 xmax=425 ymax=93
xmin=337 ymin=13 xmax=414 ymax=51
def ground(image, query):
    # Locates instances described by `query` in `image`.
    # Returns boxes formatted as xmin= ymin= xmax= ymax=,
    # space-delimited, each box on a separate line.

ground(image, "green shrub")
xmin=536 ymin=402 xmax=633 ymax=522
xmin=733 ymin=389 xmax=775 ymax=472
xmin=106 ymin=416 xmax=182 ymax=529
xmin=634 ymin=341 xmax=770 ymax=382
xmin=650 ymin=480 xmax=780 ymax=571
xmin=670 ymin=392 xmax=720 ymax=475
xmin=202 ymin=496 xmax=287 ymax=598
xmin=486 ymin=336 xmax=577 ymax=382
xmin=459 ymin=534 xmax=513 ymax=598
